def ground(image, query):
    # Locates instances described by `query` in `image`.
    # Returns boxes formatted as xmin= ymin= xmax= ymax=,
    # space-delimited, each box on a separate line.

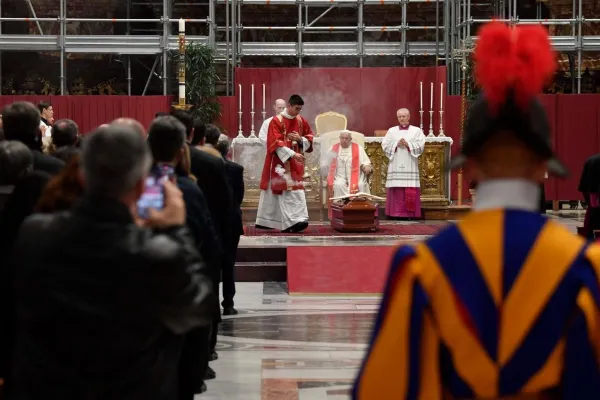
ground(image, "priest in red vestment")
xmin=255 ymin=94 xmax=314 ymax=233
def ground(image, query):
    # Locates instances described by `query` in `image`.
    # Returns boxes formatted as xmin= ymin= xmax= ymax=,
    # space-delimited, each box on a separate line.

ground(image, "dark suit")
xmin=9 ymin=197 xmax=213 ymax=400
xmin=187 ymin=145 xmax=234 ymax=351
xmin=0 ymin=172 xmax=51 ymax=391
xmin=33 ymin=150 xmax=65 ymax=176
xmin=176 ymin=175 xmax=223 ymax=399
xmin=222 ymin=160 xmax=244 ymax=308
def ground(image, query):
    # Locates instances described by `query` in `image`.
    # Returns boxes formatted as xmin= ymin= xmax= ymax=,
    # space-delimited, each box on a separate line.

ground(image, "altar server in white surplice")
xmin=327 ymin=131 xmax=372 ymax=198
xmin=382 ymin=108 xmax=425 ymax=218
xmin=258 ymin=98 xmax=287 ymax=144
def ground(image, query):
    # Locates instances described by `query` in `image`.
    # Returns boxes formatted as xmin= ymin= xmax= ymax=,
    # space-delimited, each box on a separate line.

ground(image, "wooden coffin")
xmin=330 ymin=199 xmax=379 ymax=233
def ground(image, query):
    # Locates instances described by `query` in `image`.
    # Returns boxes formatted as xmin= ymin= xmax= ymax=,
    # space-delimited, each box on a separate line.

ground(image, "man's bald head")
xmin=273 ymin=99 xmax=286 ymax=115
xmin=111 ymin=118 xmax=146 ymax=138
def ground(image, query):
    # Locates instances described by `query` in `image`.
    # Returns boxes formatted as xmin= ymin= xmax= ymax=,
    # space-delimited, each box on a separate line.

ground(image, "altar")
xmin=232 ymin=134 xmax=455 ymax=221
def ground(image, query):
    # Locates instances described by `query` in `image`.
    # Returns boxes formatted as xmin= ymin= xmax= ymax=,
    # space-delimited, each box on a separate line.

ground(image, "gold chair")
xmin=315 ymin=111 xmax=347 ymax=136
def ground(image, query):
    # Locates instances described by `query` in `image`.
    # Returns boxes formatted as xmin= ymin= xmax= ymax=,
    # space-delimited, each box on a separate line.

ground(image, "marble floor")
xmin=201 ymin=209 xmax=585 ymax=399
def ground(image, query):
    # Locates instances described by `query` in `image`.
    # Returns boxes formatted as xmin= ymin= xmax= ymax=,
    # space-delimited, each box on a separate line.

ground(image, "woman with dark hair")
xmin=36 ymin=155 xmax=84 ymax=214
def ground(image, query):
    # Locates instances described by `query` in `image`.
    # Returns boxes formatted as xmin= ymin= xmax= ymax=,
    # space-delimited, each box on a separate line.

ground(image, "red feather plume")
xmin=473 ymin=22 xmax=556 ymax=113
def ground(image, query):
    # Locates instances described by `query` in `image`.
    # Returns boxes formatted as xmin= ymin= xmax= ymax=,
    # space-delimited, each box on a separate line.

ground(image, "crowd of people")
xmin=0 ymin=101 xmax=244 ymax=399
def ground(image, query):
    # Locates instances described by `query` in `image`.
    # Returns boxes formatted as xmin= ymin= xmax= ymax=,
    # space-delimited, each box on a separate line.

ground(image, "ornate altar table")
xmin=232 ymin=135 xmax=454 ymax=220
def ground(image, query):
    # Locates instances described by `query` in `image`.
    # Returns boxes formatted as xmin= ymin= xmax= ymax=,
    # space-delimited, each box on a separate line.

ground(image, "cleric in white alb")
xmin=258 ymin=98 xmax=287 ymax=144
xmin=382 ymin=108 xmax=425 ymax=218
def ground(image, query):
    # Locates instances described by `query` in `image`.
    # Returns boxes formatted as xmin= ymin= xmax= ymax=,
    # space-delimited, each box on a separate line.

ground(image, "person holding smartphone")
xmin=8 ymin=125 xmax=213 ymax=400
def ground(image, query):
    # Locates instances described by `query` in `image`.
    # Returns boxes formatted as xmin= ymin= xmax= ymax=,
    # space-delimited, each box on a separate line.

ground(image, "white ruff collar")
xmin=475 ymin=179 xmax=540 ymax=212
xmin=282 ymin=109 xmax=295 ymax=120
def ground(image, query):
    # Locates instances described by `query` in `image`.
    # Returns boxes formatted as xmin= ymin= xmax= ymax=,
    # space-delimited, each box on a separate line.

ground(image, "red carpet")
xmin=244 ymin=222 xmax=446 ymax=236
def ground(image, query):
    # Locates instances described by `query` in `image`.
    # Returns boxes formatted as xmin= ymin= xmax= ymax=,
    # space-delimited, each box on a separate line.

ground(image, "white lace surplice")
xmin=382 ymin=125 xmax=425 ymax=188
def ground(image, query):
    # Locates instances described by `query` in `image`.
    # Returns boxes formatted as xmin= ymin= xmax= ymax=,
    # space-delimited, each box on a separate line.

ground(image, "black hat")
xmin=449 ymin=91 xmax=569 ymax=178
xmin=449 ymin=22 xmax=568 ymax=178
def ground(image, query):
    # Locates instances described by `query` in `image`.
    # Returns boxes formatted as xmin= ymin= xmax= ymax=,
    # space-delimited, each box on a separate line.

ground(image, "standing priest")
xmin=382 ymin=108 xmax=425 ymax=219
xmin=255 ymin=94 xmax=314 ymax=233
xmin=258 ymin=98 xmax=287 ymax=144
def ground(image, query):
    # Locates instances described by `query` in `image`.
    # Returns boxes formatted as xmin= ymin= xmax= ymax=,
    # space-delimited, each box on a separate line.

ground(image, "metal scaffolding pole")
xmin=577 ymin=0 xmax=582 ymax=94
xmin=60 ymin=0 xmax=66 ymax=95
xmin=435 ymin=0 xmax=440 ymax=65
xmin=209 ymin=0 xmax=216 ymax=48
xmin=298 ymin=4 xmax=303 ymax=67
xmin=231 ymin=0 xmax=237 ymax=88
xmin=126 ymin=0 xmax=132 ymax=95
xmin=0 ymin=0 xmax=2 ymax=94
xmin=402 ymin=0 xmax=407 ymax=66
xmin=449 ymin=0 xmax=455 ymax=94
xmin=358 ymin=0 xmax=363 ymax=67
xmin=225 ymin=0 xmax=230 ymax=96
xmin=143 ymin=56 xmax=160 ymax=96
xmin=162 ymin=0 xmax=168 ymax=95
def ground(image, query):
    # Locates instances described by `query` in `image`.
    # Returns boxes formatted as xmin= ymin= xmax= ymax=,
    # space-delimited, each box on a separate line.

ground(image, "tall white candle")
xmin=440 ymin=83 xmax=444 ymax=110
xmin=179 ymin=18 xmax=185 ymax=32
xmin=179 ymin=85 xmax=185 ymax=101
xmin=238 ymin=84 xmax=242 ymax=110
xmin=430 ymin=82 xmax=433 ymax=109
xmin=420 ymin=82 xmax=423 ymax=110
xmin=262 ymin=83 xmax=266 ymax=110
xmin=251 ymin=84 xmax=255 ymax=109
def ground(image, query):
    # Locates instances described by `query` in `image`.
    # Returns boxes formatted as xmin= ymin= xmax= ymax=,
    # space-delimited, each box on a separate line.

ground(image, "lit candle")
xmin=440 ymin=83 xmax=444 ymax=110
xmin=251 ymin=84 xmax=255 ymax=110
xmin=179 ymin=18 xmax=185 ymax=33
xmin=262 ymin=83 xmax=266 ymax=110
xmin=238 ymin=84 xmax=242 ymax=110
xmin=430 ymin=82 xmax=433 ymax=109
xmin=420 ymin=82 xmax=423 ymax=110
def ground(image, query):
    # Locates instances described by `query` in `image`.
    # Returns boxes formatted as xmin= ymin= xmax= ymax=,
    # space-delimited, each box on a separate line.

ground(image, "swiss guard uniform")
xmin=354 ymin=22 xmax=600 ymax=399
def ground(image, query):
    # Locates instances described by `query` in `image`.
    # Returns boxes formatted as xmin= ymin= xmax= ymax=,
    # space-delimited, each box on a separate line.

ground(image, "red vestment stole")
xmin=327 ymin=142 xmax=360 ymax=218
xmin=259 ymin=114 xmax=314 ymax=195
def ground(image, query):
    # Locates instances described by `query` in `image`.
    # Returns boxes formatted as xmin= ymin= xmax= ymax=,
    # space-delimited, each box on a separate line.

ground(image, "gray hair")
xmin=216 ymin=134 xmax=231 ymax=158
xmin=340 ymin=130 xmax=352 ymax=139
xmin=81 ymin=125 xmax=152 ymax=198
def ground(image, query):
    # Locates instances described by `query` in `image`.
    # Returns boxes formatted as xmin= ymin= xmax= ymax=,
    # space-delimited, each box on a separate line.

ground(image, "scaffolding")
xmin=0 ymin=0 xmax=599 ymax=96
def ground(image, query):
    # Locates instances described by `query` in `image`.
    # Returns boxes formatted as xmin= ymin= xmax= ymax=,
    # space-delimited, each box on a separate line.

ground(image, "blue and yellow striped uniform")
xmin=354 ymin=209 xmax=600 ymax=399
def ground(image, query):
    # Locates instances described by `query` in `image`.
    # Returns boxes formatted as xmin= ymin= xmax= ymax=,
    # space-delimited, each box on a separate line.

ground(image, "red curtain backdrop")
xmin=3 ymin=93 xmax=600 ymax=201
xmin=0 ymin=95 xmax=172 ymax=135
xmin=445 ymin=94 xmax=600 ymax=202
xmin=234 ymin=67 xmax=447 ymax=136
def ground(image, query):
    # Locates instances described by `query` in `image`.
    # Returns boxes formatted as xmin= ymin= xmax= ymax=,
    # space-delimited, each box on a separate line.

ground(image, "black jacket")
xmin=177 ymin=175 xmax=223 ymax=284
xmin=188 ymin=145 xmax=234 ymax=246
xmin=9 ymin=196 xmax=213 ymax=400
xmin=225 ymin=160 xmax=245 ymax=237
xmin=33 ymin=150 xmax=65 ymax=176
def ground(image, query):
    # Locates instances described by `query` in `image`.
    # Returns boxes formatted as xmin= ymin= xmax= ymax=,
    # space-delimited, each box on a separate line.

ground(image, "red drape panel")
xmin=0 ymin=95 xmax=171 ymax=134
xmin=554 ymin=94 xmax=600 ymax=200
xmin=539 ymin=95 xmax=558 ymax=200
xmin=234 ymin=67 xmax=447 ymax=136
xmin=216 ymin=96 xmax=237 ymax=137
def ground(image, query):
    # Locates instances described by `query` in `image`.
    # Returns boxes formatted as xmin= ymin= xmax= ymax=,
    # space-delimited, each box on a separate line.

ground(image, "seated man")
xmin=327 ymin=130 xmax=372 ymax=198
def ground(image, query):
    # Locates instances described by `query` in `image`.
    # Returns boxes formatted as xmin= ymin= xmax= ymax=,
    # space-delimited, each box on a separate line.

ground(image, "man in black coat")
xmin=214 ymin=130 xmax=245 ymax=315
xmin=147 ymin=116 xmax=223 ymax=399
xmin=3 ymin=101 xmax=64 ymax=176
xmin=170 ymin=110 xmax=234 ymax=365
xmin=8 ymin=125 xmax=214 ymax=400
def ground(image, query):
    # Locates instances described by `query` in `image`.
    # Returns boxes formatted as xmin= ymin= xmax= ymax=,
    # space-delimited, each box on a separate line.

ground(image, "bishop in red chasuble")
xmin=256 ymin=94 xmax=314 ymax=233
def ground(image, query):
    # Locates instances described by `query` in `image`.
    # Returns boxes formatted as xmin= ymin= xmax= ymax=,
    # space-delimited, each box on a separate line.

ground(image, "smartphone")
xmin=137 ymin=164 xmax=175 ymax=219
